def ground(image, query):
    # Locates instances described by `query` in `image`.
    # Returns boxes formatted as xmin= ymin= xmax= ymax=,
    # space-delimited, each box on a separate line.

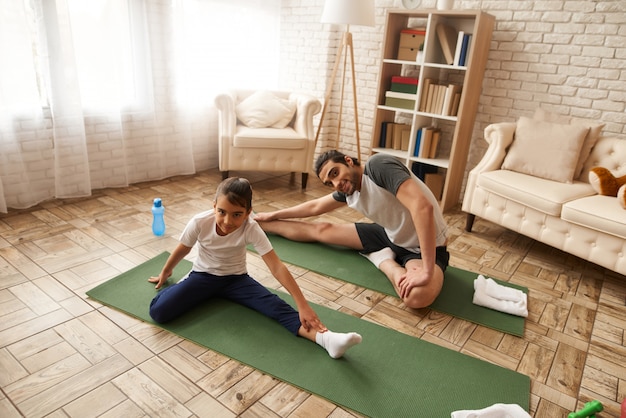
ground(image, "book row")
xmin=411 ymin=162 xmax=444 ymax=200
xmin=419 ymin=79 xmax=461 ymax=116
xmin=378 ymin=122 xmax=441 ymax=160
xmin=436 ymin=23 xmax=473 ymax=66
xmin=382 ymin=76 xmax=461 ymax=116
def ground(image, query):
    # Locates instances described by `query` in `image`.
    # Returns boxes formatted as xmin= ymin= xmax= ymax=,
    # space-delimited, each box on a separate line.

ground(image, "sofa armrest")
xmin=214 ymin=92 xmax=237 ymax=169
xmin=214 ymin=92 xmax=237 ymax=139
xmin=462 ymin=122 xmax=516 ymax=214
xmin=289 ymin=93 xmax=322 ymax=139
xmin=473 ymin=122 xmax=517 ymax=174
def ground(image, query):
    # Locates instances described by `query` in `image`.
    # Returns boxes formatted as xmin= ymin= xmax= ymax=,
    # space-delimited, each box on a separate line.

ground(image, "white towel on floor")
xmin=451 ymin=403 xmax=531 ymax=418
xmin=472 ymin=275 xmax=528 ymax=317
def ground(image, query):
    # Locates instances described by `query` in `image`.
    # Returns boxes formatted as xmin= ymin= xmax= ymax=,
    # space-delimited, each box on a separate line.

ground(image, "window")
xmin=173 ymin=0 xmax=281 ymax=106
xmin=2 ymin=0 xmax=281 ymax=115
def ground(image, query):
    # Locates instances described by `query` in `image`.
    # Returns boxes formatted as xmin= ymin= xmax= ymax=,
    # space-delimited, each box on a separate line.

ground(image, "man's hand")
xmin=298 ymin=304 xmax=328 ymax=333
xmin=397 ymin=266 xmax=431 ymax=299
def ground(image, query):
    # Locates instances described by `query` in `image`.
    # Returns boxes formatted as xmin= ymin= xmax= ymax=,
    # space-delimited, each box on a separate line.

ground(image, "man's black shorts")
xmin=355 ymin=222 xmax=450 ymax=272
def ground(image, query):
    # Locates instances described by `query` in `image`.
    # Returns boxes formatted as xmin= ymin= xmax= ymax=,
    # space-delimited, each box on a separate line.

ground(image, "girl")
xmin=148 ymin=177 xmax=362 ymax=359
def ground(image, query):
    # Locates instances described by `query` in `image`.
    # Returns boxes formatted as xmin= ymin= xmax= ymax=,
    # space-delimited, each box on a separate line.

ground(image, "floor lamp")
xmin=316 ymin=0 xmax=375 ymax=161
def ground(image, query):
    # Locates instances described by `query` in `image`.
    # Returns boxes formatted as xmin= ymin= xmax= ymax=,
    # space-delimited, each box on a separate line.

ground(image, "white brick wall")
xmin=280 ymin=0 xmax=626 ymax=203
xmin=4 ymin=0 xmax=624 ymax=209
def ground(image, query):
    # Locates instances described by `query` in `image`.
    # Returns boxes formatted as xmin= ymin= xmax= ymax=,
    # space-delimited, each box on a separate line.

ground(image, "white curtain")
xmin=0 ymin=0 xmax=280 ymax=213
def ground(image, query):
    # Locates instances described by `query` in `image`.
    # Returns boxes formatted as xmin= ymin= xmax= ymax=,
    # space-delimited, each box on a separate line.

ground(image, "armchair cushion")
xmin=235 ymin=90 xmax=296 ymax=129
xmin=501 ymin=116 xmax=589 ymax=183
xmin=233 ymin=126 xmax=307 ymax=149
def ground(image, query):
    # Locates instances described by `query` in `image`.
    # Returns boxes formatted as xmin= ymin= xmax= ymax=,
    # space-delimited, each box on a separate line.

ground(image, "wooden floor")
xmin=1 ymin=169 xmax=625 ymax=418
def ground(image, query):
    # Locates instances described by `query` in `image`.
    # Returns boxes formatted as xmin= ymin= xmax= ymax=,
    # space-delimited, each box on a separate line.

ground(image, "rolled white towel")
xmin=451 ymin=403 xmax=531 ymax=418
xmin=473 ymin=275 xmax=528 ymax=317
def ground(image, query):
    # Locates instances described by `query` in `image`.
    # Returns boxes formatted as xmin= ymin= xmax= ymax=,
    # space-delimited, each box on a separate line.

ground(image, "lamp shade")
xmin=321 ymin=0 xmax=375 ymax=27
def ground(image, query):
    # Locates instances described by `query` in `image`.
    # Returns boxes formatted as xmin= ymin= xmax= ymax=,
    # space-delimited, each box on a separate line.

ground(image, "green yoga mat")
xmin=255 ymin=235 xmax=527 ymax=337
xmin=87 ymin=252 xmax=530 ymax=417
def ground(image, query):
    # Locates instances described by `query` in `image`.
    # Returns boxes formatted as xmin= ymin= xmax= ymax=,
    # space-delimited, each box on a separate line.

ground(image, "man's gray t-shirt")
xmin=332 ymin=154 xmax=448 ymax=253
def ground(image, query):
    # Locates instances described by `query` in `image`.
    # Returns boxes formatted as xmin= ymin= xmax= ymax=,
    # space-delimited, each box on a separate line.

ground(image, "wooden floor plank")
xmin=1 ymin=169 xmax=625 ymax=417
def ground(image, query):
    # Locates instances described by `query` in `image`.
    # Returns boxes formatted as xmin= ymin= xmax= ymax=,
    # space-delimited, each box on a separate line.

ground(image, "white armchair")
xmin=214 ymin=89 xmax=322 ymax=189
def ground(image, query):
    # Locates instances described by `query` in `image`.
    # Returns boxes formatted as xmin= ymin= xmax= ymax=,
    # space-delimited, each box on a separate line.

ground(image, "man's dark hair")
xmin=314 ymin=150 xmax=360 ymax=177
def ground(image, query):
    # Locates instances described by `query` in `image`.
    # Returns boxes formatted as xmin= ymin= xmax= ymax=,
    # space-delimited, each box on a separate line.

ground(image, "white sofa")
xmin=214 ymin=89 xmax=321 ymax=189
xmin=462 ymin=118 xmax=626 ymax=277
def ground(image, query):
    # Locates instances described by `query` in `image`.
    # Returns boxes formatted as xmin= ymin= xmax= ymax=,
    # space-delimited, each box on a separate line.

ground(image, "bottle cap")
xmin=153 ymin=198 xmax=162 ymax=207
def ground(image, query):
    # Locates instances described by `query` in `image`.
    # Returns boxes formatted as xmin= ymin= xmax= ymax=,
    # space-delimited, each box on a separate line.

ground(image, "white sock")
xmin=315 ymin=330 xmax=362 ymax=359
xmin=362 ymin=247 xmax=396 ymax=269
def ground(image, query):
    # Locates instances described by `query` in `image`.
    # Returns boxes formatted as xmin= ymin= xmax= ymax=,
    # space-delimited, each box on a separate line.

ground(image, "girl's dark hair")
xmin=314 ymin=150 xmax=360 ymax=177
xmin=215 ymin=177 xmax=253 ymax=211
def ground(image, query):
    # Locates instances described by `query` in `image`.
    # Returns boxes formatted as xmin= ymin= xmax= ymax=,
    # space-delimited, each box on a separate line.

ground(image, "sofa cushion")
xmin=533 ymin=109 xmax=605 ymax=180
xmin=562 ymin=195 xmax=626 ymax=239
xmin=579 ymin=136 xmax=626 ymax=183
xmin=234 ymin=126 xmax=306 ymax=149
xmin=477 ymin=170 xmax=596 ymax=216
xmin=235 ymin=90 xmax=296 ymax=129
xmin=501 ymin=116 xmax=589 ymax=183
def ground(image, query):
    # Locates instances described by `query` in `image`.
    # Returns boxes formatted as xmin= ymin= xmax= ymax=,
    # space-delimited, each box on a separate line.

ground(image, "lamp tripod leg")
xmin=315 ymin=35 xmax=345 ymax=148
xmin=315 ymin=30 xmax=361 ymax=162
xmin=335 ymin=35 xmax=349 ymax=150
xmin=346 ymin=34 xmax=361 ymax=161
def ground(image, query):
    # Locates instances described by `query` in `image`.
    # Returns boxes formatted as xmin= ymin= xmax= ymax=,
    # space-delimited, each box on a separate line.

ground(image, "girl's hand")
xmin=253 ymin=212 xmax=276 ymax=222
xmin=298 ymin=304 xmax=328 ymax=333
xmin=148 ymin=272 xmax=171 ymax=289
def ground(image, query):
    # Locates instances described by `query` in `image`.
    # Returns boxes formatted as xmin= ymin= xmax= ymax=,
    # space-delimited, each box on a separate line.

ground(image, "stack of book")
xmin=384 ymin=76 xmax=418 ymax=110
xmin=411 ymin=162 xmax=444 ymax=200
xmin=436 ymin=23 xmax=473 ymax=67
xmin=419 ymin=78 xmax=462 ymax=116
xmin=411 ymin=161 xmax=444 ymax=199
xmin=378 ymin=122 xmax=411 ymax=150
xmin=453 ymin=31 xmax=473 ymax=66
xmin=413 ymin=126 xmax=442 ymax=159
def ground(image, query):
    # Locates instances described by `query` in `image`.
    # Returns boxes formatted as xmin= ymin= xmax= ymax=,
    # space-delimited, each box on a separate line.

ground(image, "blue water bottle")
xmin=151 ymin=198 xmax=165 ymax=236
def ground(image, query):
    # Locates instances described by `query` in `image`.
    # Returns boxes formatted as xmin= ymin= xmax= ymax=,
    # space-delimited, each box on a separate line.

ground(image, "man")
xmin=254 ymin=150 xmax=449 ymax=309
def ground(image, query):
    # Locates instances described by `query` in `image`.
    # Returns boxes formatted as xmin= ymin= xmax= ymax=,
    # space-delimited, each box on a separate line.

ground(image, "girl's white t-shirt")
xmin=179 ymin=210 xmax=273 ymax=276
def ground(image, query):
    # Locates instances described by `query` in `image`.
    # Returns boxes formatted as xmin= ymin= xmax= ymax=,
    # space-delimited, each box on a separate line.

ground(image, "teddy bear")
xmin=588 ymin=167 xmax=626 ymax=209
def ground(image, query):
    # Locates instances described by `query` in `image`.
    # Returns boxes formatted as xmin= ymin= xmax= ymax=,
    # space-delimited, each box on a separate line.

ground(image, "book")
xmin=453 ymin=31 xmax=465 ymax=66
xmin=459 ymin=33 xmax=472 ymax=66
xmin=413 ymin=128 xmax=422 ymax=156
xmin=385 ymin=91 xmax=416 ymax=110
xmin=379 ymin=121 xmax=389 ymax=148
xmin=419 ymin=126 xmax=434 ymax=157
xmin=391 ymin=76 xmax=418 ymax=94
xmin=441 ymin=85 xmax=453 ymax=116
xmin=442 ymin=84 xmax=462 ymax=116
xmin=392 ymin=123 xmax=411 ymax=150
xmin=391 ymin=76 xmax=419 ymax=85
xmin=385 ymin=122 xmax=395 ymax=148
xmin=436 ymin=24 xmax=457 ymax=65
xmin=429 ymin=129 xmax=441 ymax=158
xmin=411 ymin=162 xmax=438 ymax=181
xmin=419 ymin=78 xmax=433 ymax=112
xmin=425 ymin=83 xmax=436 ymax=113
xmin=425 ymin=172 xmax=444 ymax=199
xmin=384 ymin=96 xmax=416 ymax=110
xmin=391 ymin=82 xmax=418 ymax=94
xmin=450 ymin=92 xmax=462 ymax=116
xmin=401 ymin=128 xmax=411 ymax=151
xmin=435 ymin=85 xmax=446 ymax=115
xmin=385 ymin=91 xmax=419 ymax=101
